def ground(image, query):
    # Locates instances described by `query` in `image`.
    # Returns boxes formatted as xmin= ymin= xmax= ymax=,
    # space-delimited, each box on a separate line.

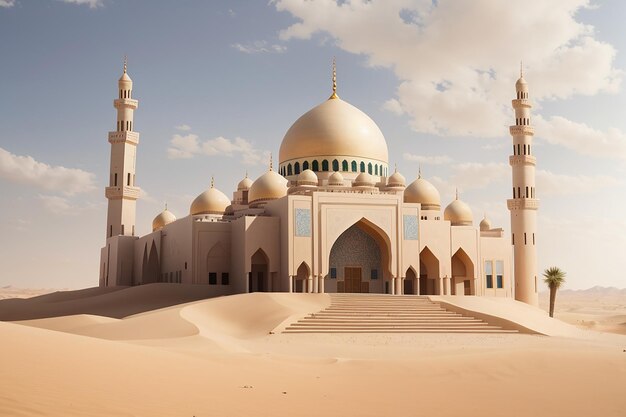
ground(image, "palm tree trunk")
xmin=549 ymin=285 xmax=556 ymax=318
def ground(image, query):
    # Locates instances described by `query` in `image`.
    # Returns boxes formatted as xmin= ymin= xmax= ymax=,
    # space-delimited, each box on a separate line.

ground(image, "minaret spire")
xmin=418 ymin=164 xmax=422 ymax=179
xmin=329 ymin=57 xmax=339 ymax=100
xmin=269 ymin=153 xmax=273 ymax=171
xmin=210 ymin=176 xmax=214 ymax=188
xmin=508 ymin=66 xmax=539 ymax=306
xmin=520 ymin=60 xmax=523 ymax=78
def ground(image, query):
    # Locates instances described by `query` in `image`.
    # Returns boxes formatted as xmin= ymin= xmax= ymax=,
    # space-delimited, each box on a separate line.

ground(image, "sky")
xmin=1 ymin=0 xmax=625 ymax=290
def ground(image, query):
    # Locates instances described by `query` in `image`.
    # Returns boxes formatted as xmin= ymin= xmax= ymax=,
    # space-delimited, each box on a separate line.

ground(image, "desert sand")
xmin=1 ymin=284 xmax=625 ymax=417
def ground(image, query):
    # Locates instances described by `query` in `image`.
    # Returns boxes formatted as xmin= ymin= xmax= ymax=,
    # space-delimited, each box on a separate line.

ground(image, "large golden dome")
xmin=279 ymin=97 xmax=389 ymax=169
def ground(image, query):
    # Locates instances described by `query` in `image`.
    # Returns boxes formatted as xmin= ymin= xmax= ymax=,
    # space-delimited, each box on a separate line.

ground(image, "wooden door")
xmin=344 ymin=267 xmax=362 ymax=293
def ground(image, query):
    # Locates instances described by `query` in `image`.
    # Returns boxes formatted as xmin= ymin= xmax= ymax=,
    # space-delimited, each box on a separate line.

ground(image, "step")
xmin=283 ymin=329 xmax=519 ymax=334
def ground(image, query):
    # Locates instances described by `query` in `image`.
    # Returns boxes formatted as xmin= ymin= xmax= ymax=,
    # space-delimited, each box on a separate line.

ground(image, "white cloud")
xmin=167 ymin=134 xmax=269 ymax=165
xmin=0 ymin=147 xmax=96 ymax=195
xmin=536 ymin=170 xmax=620 ymax=196
xmin=232 ymin=40 xmax=287 ymax=54
xmin=175 ymin=124 xmax=192 ymax=131
xmin=275 ymin=0 xmax=621 ymax=139
xmin=38 ymin=195 xmax=73 ymax=214
xmin=403 ymin=152 xmax=452 ymax=165
xmin=535 ymin=115 xmax=626 ymax=160
xmin=58 ymin=0 xmax=103 ymax=8
xmin=0 ymin=0 xmax=15 ymax=8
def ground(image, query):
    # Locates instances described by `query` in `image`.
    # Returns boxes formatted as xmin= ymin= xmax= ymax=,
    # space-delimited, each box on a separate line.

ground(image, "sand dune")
xmin=1 ymin=285 xmax=625 ymax=416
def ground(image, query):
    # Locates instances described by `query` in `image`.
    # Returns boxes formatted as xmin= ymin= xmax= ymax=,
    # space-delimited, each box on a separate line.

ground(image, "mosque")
xmin=99 ymin=61 xmax=539 ymax=306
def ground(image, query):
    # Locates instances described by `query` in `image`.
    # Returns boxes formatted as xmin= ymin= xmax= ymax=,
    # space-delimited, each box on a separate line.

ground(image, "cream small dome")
xmin=328 ymin=171 xmax=344 ymax=186
xmin=480 ymin=215 xmax=492 ymax=231
xmin=515 ymin=76 xmax=528 ymax=90
xmin=152 ymin=207 xmax=176 ymax=232
xmin=237 ymin=173 xmax=253 ymax=191
xmin=404 ymin=176 xmax=440 ymax=210
xmin=190 ymin=179 xmax=231 ymax=215
xmin=353 ymin=172 xmax=375 ymax=187
xmin=297 ymin=169 xmax=318 ymax=186
xmin=249 ymin=169 xmax=288 ymax=205
xmin=224 ymin=204 xmax=235 ymax=215
xmin=387 ymin=169 xmax=406 ymax=188
xmin=444 ymin=194 xmax=473 ymax=226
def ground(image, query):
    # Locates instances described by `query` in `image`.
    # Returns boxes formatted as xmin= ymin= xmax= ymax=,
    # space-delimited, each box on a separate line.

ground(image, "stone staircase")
xmin=282 ymin=294 xmax=518 ymax=334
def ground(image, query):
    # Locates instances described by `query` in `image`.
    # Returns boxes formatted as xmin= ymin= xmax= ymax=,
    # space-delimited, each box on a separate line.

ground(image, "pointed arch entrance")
xmin=451 ymin=248 xmax=475 ymax=295
xmin=249 ymin=248 xmax=269 ymax=292
xmin=328 ymin=219 xmax=390 ymax=293
xmin=295 ymin=261 xmax=310 ymax=293
xmin=419 ymin=246 xmax=441 ymax=295
xmin=404 ymin=267 xmax=418 ymax=295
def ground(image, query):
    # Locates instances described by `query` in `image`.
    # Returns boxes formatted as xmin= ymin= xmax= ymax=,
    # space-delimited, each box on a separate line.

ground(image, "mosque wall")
xmin=101 ymin=235 xmax=136 ymax=286
xmin=419 ymin=220 xmax=452 ymax=280
xmin=133 ymin=232 xmax=160 ymax=285
xmin=400 ymin=203 xmax=420 ymax=279
xmin=480 ymin=234 xmax=513 ymax=298
xmin=193 ymin=220 xmax=232 ymax=296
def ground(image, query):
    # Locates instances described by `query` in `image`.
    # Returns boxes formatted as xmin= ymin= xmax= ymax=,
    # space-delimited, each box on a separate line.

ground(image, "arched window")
xmin=114 ymin=173 xmax=118 ymax=186
xmin=312 ymin=160 xmax=319 ymax=171
xmin=360 ymin=161 xmax=365 ymax=172
xmin=287 ymin=164 xmax=293 ymax=176
xmin=375 ymin=165 xmax=378 ymax=175
xmin=303 ymin=160 xmax=309 ymax=170
xmin=342 ymin=160 xmax=348 ymax=171
xmin=127 ymin=173 xmax=131 ymax=186
xmin=294 ymin=162 xmax=300 ymax=175
xmin=528 ymin=145 xmax=531 ymax=155
xmin=130 ymin=121 xmax=132 ymax=131
xmin=351 ymin=161 xmax=357 ymax=172
xmin=523 ymin=144 xmax=527 ymax=155
xmin=526 ymin=186 xmax=529 ymax=198
xmin=332 ymin=159 xmax=339 ymax=172
xmin=367 ymin=163 xmax=372 ymax=174
xmin=322 ymin=160 xmax=329 ymax=171
xmin=380 ymin=165 xmax=384 ymax=176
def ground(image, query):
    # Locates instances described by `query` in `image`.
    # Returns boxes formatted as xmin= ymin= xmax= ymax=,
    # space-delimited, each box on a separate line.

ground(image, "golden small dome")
xmin=249 ymin=170 xmax=288 ymax=205
xmin=224 ymin=204 xmax=235 ymax=215
xmin=190 ymin=182 xmax=230 ymax=215
xmin=387 ymin=170 xmax=406 ymax=188
xmin=279 ymin=97 xmax=389 ymax=167
xmin=152 ymin=208 xmax=176 ymax=232
xmin=353 ymin=172 xmax=375 ymax=187
xmin=480 ymin=215 xmax=492 ymax=231
xmin=444 ymin=198 xmax=473 ymax=226
xmin=237 ymin=174 xmax=253 ymax=191
xmin=404 ymin=178 xmax=440 ymax=210
xmin=297 ymin=169 xmax=318 ymax=186
xmin=328 ymin=171 xmax=344 ymax=186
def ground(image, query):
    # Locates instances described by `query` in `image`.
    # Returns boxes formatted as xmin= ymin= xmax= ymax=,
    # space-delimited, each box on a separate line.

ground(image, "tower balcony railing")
xmin=108 ymin=131 xmax=140 ymax=145
xmin=509 ymin=155 xmax=537 ymax=166
xmin=113 ymin=98 xmax=138 ymax=109
xmin=105 ymin=185 xmax=141 ymax=200
xmin=511 ymin=98 xmax=532 ymax=108
xmin=507 ymin=198 xmax=539 ymax=210
xmin=509 ymin=125 xmax=534 ymax=136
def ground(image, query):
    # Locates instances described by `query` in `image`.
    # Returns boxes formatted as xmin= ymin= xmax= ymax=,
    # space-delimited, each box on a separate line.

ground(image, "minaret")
xmin=507 ymin=64 xmax=539 ymax=306
xmin=105 ymin=57 xmax=140 ymax=239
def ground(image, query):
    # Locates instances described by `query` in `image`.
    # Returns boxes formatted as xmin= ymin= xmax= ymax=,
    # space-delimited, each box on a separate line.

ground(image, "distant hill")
xmin=540 ymin=286 xmax=626 ymax=296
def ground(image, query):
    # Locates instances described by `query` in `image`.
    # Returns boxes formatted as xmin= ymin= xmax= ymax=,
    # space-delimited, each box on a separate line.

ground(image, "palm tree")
xmin=543 ymin=267 xmax=566 ymax=318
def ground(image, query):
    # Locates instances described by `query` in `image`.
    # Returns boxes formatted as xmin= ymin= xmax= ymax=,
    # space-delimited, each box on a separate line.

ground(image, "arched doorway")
xmin=328 ymin=219 xmax=390 ymax=293
xmin=404 ymin=267 xmax=418 ymax=295
xmin=451 ymin=248 xmax=475 ymax=295
xmin=141 ymin=241 xmax=160 ymax=284
xmin=295 ymin=262 xmax=310 ymax=293
xmin=249 ymin=249 xmax=269 ymax=292
xmin=419 ymin=246 xmax=440 ymax=295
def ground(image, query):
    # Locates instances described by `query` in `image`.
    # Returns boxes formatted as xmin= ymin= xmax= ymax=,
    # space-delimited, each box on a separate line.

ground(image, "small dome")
xmin=328 ymin=171 xmax=344 ymax=186
xmin=516 ymin=76 xmax=528 ymax=91
xmin=387 ymin=170 xmax=406 ymax=188
xmin=297 ymin=169 xmax=318 ymax=186
xmin=119 ymin=72 xmax=132 ymax=83
xmin=444 ymin=198 xmax=473 ymax=226
xmin=237 ymin=175 xmax=253 ymax=191
xmin=190 ymin=183 xmax=231 ymax=215
xmin=353 ymin=172 xmax=375 ymax=187
xmin=480 ymin=216 xmax=492 ymax=231
xmin=404 ymin=178 xmax=441 ymax=210
xmin=152 ymin=208 xmax=176 ymax=232
xmin=224 ymin=204 xmax=235 ymax=215
xmin=249 ymin=170 xmax=288 ymax=205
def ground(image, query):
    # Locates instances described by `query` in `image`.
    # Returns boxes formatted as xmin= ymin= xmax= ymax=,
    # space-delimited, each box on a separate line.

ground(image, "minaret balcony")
xmin=511 ymin=98 xmax=532 ymax=108
xmin=105 ymin=186 xmax=141 ymax=200
xmin=509 ymin=155 xmax=536 ymax=166
xmin=108 ymin=131 xmax=140 ymax=145
xmin=113 ymin=98 xmax=138 ymax=110
xmin=507 ymin=198 xmax=539 ymax=211
xmin=509 ymin=125 xmax=534 ymax=136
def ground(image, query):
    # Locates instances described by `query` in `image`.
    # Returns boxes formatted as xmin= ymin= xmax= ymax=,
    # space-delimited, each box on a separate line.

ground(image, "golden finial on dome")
xmin=520 ymin=60 xmax=523 ymax=78
xmin=245 ymin=170 xmax=248 ymax=178
xmin=394 ymin=163 xmax=397 ymax=173
xmin=210 ymin=176 xmax=214 ymax=188
xmin=418 ymin=164 xmax=422 ymax=179
xmin=269 ymin=153 xmax=273 ymax=171
xmin=329 ymin=57 xmax=339 ymax=100
xmin=165 ymin=202 xmax=168 ymax=211
xmin=123 ymin=55 xmax=127 ymax=74
xmin=455 ymin=187 xmax=459 ymax=200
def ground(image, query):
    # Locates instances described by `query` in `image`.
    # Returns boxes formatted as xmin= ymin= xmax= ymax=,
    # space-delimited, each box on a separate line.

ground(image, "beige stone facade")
xmin=100 ymin=64 xmax=537 ymax=303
